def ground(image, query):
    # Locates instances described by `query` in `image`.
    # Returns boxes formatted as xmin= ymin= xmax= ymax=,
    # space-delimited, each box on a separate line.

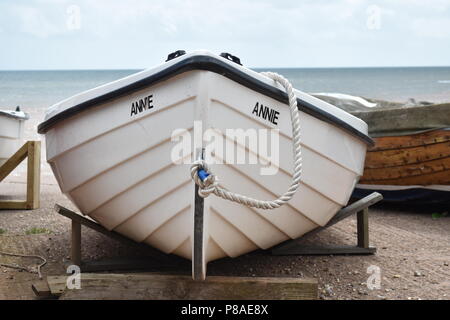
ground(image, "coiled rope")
xmin=0 ymin=251 xmax=47 ymax=279
xmin=190 ymin=72 xmax=302 ymax=209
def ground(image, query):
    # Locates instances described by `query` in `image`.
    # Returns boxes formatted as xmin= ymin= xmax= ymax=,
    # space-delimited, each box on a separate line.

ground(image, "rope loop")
xmin=190 ymin=72 xmax=302 ymax=210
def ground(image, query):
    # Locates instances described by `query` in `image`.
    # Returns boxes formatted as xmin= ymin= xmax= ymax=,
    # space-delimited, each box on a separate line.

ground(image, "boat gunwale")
xmin=0 ymin=110 xmax=30 ymax=120
xmin=37 ymin=55 xmax=374 ymax=146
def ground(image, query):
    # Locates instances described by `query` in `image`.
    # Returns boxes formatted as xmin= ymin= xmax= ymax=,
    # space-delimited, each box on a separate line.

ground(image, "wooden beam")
xmin=273 ymin=245 xmax=376 ymax=256
xmin=325 ymin=192 xmax=382 ymax=227
xmin=0 ymin=200 xmax=28 ymax=210
xmin=31 ymin=281 xmax=52 ymax=298
xmin=44 ymin=273 xmax=318 ymax=300
xmin=63 ymin=257 xmax=190 ymax=273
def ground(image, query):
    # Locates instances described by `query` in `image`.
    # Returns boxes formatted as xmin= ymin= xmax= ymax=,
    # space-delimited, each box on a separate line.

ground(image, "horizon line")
xmin=1 ymin=65 xmax=450 ymax=72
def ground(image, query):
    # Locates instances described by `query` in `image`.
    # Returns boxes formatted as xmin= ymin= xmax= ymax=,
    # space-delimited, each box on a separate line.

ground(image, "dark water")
xmin=1 ymin=67 xmax=450 ymax=109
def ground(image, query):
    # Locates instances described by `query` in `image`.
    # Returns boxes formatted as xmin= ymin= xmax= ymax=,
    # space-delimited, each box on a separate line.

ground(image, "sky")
xmin=1 ymin=0 xmax=450 ymax=69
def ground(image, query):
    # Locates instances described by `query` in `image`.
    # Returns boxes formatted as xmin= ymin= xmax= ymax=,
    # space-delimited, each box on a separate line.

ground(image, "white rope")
xmin=0 ymin=251 xmax=47 ymax=279
xmin=190 ymin=72 xmax=302 ymax=210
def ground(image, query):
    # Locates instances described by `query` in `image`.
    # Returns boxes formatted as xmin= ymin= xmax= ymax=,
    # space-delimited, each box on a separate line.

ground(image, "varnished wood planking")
xmin=362 ymin=156 xmax=450 ymax=182
xmin=361 ymin=129 xmax=450 ymax=185
xmin=365 ymin=141 xmax=450 ymax=169
xmin=369 ymin=129 xmax=450 ymax=151
xmin=360 ymin=168 xmax=450 ymax=185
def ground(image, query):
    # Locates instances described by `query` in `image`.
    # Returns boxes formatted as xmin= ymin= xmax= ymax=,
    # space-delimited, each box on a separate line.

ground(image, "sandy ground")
xmin=0 ymin=107 xmax=449 ymax=300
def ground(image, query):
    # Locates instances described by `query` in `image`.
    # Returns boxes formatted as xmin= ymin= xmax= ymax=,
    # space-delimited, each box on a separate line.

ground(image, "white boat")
xmin=0 ymin=108 xmax=29 ymax=166
xmin=38 ymin=50 xmax=373 ymax=279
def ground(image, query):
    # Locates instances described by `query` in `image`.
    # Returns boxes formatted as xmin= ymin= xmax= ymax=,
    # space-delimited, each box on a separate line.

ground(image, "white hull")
xmin=0 ymin=112 xmax=27 ymax=166
xmin=39 ymin=51 xmax=371 ymax=279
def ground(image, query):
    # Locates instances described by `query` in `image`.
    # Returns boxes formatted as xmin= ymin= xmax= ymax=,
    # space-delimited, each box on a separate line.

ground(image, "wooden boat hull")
xmin=356 ymin=128 xmax=450 ymax=203
xmin=38 ymin=51 xmax=371 ymax=279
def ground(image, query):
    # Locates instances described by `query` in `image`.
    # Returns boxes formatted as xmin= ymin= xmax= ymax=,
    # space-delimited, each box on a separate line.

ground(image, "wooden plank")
xmin=0 ymin=200 xmax=28 ymax=210
xmin=47 ymin=275 xmax=68 ymax=295
xmin=369 ymin=129 xmax=450 ymax=151
xmin=31 ymin=281 xmax=52 ymax=298
xmin=273 ymin=245 xmax=376 ymax=256
xmin=63 ymin=257 xmax=190 ymax=273
xmin=45 ymin=273 xmax=318 ymax=300
xmin=357 ymin=209 xmax=369 ymax=248
xmin=26 ymin=141 xmax=40 ymax=209
xmin=361 ymin=129 xmax=450 ymax=185
xmin=0 ymin=142 xmax=28 ymax=182
xmin=325 ymin=192 xmax=382 ymax=227
xmin=361 ymin=156 xmax=450 ymax=183
xmin=360 ymin=167 xmax=450 ymax=185
xmin=365 ymin=141 xmax=450 ymax=169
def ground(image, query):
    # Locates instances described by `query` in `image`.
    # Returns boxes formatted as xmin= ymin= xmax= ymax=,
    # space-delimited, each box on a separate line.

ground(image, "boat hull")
xmin=0 ymin=115 xmax=26 ymax=166
xmin=40 ymin=53 xmax=370 ymax=279
xmin=355 ymin=128 xmax=450 ymax=204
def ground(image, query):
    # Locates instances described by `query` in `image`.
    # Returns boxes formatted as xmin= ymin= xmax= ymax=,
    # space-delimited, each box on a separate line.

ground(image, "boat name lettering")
xmin=130 ymin=94 xmax=154 ymax=117
xmin=252 ymin=102 xmax=279 ymax=125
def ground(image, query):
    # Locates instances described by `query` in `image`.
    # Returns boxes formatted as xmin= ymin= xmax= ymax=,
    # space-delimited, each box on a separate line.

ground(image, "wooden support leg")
xmin=71 ymin=220 xmax=81 ymax=267
xmin=26 ymin=141 xmax=41 ymax=209
xmin=357 ymin=208 xmax=369 ymax=248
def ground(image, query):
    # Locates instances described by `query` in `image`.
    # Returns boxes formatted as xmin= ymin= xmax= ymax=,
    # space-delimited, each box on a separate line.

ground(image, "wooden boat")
xmin=37 ymin=50 xmax=372 ymax=278
xmin=318 ymin=99 xmax=450 ymax=205
xmin=353 ymin=128 xmax=450 ymax=204
xmin=0 ymin=107 xmax=29 ymax=166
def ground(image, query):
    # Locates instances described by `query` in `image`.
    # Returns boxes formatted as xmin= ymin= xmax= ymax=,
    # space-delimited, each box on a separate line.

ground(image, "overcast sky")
xmin=1 ymin=0 xmax=450 ymax=69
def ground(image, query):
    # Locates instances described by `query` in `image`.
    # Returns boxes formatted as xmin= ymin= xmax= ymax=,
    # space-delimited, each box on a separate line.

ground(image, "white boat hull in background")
xmin=0 ymin=111 xmax=27 ymax=166
xmin=39 ymin=51 xmax=371 ymax=279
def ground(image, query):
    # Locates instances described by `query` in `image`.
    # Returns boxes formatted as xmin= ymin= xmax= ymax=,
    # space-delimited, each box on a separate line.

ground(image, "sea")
xmin=1 ymin=67 xmax=450 ymax=110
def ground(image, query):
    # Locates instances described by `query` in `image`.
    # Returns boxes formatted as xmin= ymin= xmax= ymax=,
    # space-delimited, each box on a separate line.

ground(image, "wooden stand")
xmin=271 ymin=192 xmax=382 ymax=256
xmin=0 ymin=141 xmax=41 ymax=210
xmin=33 ymin=273 xmax=318 ymax=300
xmin=32 ymin=204 xmax=318 ymax=300
xmin=55 ymin=204 xmax=187 ymax=272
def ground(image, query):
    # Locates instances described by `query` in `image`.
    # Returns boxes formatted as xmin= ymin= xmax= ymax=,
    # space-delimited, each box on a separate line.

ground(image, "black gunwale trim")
xmin=0 ymin=110 xmax=30 ymax=120
xmin=37 ymin=55 xmax=374 ymax=146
